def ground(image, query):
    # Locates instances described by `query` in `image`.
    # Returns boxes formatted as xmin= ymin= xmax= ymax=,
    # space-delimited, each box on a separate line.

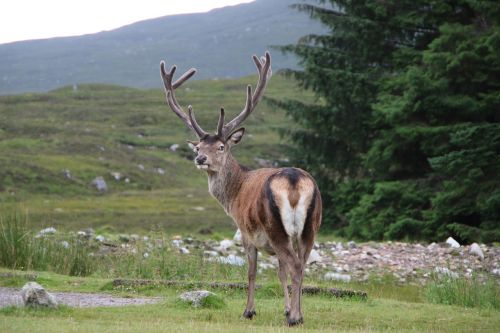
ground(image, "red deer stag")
xmin=159 ymin=52 xmax=322 ymax=326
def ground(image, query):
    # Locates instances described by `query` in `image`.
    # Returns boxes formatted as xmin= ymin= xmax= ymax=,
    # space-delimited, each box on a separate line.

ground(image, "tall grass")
xmin=0 ymin=212 xmax=95 ymax=276
xmin=0 ymin=212 xmax=246 ymax=281
xmin=425 ymin=274 xmax=499 ymax=309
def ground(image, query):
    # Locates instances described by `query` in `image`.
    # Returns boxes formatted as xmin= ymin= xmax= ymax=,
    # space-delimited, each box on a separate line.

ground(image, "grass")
xmin=0 ymin=270 xmax=499 ymax=333
xmin=0 ymin=215 xmax=499 ymax=332
xmin=426 ymin=274 xmax=499 ymax=310
xmin=0 ymin=75 xmax=314 ymax=234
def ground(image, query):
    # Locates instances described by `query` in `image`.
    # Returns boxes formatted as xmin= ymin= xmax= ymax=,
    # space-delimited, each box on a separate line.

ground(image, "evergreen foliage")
xmin=279 ymin=0 xmax=500 ymax=242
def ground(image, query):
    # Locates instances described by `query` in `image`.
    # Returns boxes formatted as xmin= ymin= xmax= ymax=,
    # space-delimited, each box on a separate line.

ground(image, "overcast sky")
xmin=0 ymin=0 xmax=255 ymax=44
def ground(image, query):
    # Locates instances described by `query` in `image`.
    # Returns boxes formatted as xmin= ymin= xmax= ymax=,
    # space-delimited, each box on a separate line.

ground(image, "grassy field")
xmin=0 ymin=74 xmax=314 ymax=235
xmin=0 ymin=217 xmax=498 ymax=333
xmin=1 ymin=269 xmax=499 ymax=333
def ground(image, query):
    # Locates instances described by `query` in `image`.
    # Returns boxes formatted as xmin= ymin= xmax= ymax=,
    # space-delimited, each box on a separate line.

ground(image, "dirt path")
xmin=0 ymin=287 xmax=162 ymax=308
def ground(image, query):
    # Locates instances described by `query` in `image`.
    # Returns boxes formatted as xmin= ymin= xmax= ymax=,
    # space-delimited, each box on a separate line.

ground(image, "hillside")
xmin=0 ymin=0 xmax=325 ymax=94
xmin=0 ymin=74 xmax=314 ymax=233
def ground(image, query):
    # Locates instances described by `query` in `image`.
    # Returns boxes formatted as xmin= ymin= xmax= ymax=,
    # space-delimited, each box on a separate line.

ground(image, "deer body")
xmin=159 ymin=52 xmax=322 ymax=326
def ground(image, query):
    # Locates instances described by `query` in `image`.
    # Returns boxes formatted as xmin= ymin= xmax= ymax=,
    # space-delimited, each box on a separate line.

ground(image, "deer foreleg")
xmin=243 ymin=245 xmax=257 ymax=319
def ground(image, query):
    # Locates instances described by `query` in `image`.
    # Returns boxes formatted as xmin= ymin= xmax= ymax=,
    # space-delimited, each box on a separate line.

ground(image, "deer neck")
xmin=207 ymin=154 xmax=246 ymax=214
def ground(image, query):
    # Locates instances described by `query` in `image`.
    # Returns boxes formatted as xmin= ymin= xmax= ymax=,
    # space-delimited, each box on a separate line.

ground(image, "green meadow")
xmin=0 ymin=74 xmax=314 ymax=235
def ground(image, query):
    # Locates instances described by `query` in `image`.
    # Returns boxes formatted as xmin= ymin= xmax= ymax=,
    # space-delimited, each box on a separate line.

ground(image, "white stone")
xmin=170 ymin=144 xmax=180 ymax=152
xmin=171 ymin=239 xmax=183 ymax=248
xmin=179 ymin=247 xmax=190 ymax=254
xmin=91 ymin=176 xmax=107 ymax=192
xmin=434 ymin=267 xmax=459 ymax=279
xmin=179 ymin=290 xmax=215 ymax=307
xmin=307 ymin=249 xmax=322 ymax=264
xmin=60 ymin=241 xmax=69 ymax=249
xmin=347 ymin=241 xmax=357 ymax=249
xmin=204 ymin=250 xmax=219 ymax=257
xmin=492 ymin=268 xmax=500 ymax=276
xmin=95 ymin=235 xmax=105 ymax=242
xmin=37 ymin=227 xmax=56 ymax=237
xmin=110 ymin=172 xmax=121 ymax=180
xmin=233 ymin=229 xmax=242 ymax=244
xmin=324 ymin=272 xmax=351 ymax=283
xmin=469 ymin=243 xmax=484 ymax=260
xmin=446 ymin=237 xmax=460 ymax=248
xmin=219 ymin=239 xmax=234 ymax=250
xmin=20 ymin=282 xmax=58 ymax=308
xmin=211 ymin=254 xmax=245 ymax=266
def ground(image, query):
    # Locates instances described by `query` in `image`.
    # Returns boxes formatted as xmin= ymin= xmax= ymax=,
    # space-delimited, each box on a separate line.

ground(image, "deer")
xmin=159 ymin=51 xmax=322 ymax=326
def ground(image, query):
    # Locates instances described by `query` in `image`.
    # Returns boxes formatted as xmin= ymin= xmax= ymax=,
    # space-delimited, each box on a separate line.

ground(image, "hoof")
xmin=286 ymin=316 xmax=304 ymax=327
xmin=242 ymin=309 xmax=256 ymax=319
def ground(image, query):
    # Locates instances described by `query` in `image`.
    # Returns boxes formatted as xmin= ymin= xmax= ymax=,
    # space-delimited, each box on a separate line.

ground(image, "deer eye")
xmin=195 ymin=146 xmax=200 ymax=152
xmin=218 ymin=145 xmax=225 ymax=152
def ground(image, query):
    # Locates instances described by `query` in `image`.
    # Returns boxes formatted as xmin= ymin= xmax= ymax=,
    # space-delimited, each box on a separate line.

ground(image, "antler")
xmin=221 ymin=51 xmax=272 ymax=139
xmin=160 ymin=61 xmax=208 ymax=138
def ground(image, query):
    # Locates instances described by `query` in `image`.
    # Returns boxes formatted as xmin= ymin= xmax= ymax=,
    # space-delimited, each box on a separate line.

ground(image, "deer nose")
xmin=195 ymin=155 xmax=207 ymax=165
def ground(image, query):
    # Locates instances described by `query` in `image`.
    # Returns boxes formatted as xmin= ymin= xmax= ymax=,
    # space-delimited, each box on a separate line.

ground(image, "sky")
xmin=0 ymin=0 xmax=255 ymax=44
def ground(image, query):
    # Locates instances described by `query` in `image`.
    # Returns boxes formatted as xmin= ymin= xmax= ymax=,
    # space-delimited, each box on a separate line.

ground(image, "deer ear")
xmin=187 ymin=140 xmax=199 ymax=151
xmin=228 ymin=128 xmax=245 ymax=145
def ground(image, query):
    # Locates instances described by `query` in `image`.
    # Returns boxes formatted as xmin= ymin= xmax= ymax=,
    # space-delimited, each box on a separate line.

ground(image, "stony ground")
xmin=0 ymin=287 xmax=161 ymax=308
xmin=165 ymin=232 xmax=499 ymax=285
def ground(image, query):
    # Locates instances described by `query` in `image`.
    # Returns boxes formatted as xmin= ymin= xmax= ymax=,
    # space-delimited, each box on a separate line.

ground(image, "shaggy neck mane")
xmin=207 ymin=154 xmax=248 ymax=214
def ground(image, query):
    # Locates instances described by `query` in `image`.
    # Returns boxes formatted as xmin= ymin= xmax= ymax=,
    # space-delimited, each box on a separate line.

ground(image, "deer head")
xmin=160 ymin=52 xmax=272 ymax=173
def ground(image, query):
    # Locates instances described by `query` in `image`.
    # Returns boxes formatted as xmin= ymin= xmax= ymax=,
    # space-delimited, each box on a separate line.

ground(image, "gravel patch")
xmin=0 ymin=287 xmax=162 ymax=308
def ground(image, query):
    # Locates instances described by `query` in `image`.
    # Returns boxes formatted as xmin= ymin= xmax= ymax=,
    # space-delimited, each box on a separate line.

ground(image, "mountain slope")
xmin=0 ymin=0 xmax=324 ymax=94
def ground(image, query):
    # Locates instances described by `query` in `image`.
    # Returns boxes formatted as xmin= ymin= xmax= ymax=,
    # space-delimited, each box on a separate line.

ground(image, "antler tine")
xmin=216 ymin=108 xmax=225 ymax=137
xmin=188 ymin=106 xmax=208 ymax=138
xmin=160 ymin=60 xmax=207 ymax=138
xmin=222 ymin=51 xmax=272 ymax=138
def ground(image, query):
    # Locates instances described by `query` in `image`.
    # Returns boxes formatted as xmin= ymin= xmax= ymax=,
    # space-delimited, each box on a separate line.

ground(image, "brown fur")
xmin=161 ymin=52 xmax=321 ymax=326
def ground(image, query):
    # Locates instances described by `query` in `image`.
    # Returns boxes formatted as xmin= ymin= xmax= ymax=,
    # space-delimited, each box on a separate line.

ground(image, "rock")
xmin=219 ymin=239 xmax=234 ymax=250
xmin=110 ymin=172 xmax=121 ymax=180
xmin=179 ymin=290 xmax=215 ymax=307
xmin=179 ymin=247 xmax=190 ymax=254
xmin=37 ymin=227 xmax=56 ymax=237
xmin=307 ymin=249 xmax=322 ymax=264
xmin=91 ymin=176 xmax=108 ymax=192
xmin=204 ymin=250 xmax=219 ymax=257
xmin=434 ymin=267 xmax=459 ymax=279
xmin=324 ymin=272 xmax=351 ymax=283
xmin=170 ymin=143 xmax=180 ymax=152
xmin=492 ymin=268 xmax=500 ymax=276
xmin=143 ymin=252 xmax=150 ymax=258
xmin=20 ymin=282 xmax=58 ymax=308
xmin=60 ymin=241 xmax=69 ymax=249
xmin=156 ymin=168 xmax=165 ymax=175
xmin=63 ymin=169 xmax=72 ymax=179
xmin=233 ymin=229 xmax=242 ymax=244
xmin=469 ymin=243 xmax=484 ymax=260
xmin=95 ymin=235 xmax=105 ymax=242
xmin=446 ymin=237 xmax=460 ymax=248
xmin=171 ymin=239 xmax=183 ymax=248
xmin=347 ymin=241 xmax=357 ymax=249
xmin=137 ymin=164 xmax=145 ymax=171
xmin=212 ymin=254 xmax=245 ymax=266
xmin=427 ymin=242 xmax=438 ymax=250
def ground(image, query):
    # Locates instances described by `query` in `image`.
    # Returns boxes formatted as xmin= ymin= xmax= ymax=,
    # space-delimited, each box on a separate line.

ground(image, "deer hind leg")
xmin=274 ymin=241 xmax=304 ymax=326
xmin=277 ymin=258 xmax=290 ymax=316
xmin=243 ymin=245 xmax=257 ymax=319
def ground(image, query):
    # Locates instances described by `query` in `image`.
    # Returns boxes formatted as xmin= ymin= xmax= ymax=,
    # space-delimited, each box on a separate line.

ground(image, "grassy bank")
xmin=0 ymin=269 xmax=499 ymax=333
xmin=0 ymin=75 xmax=313 ymax=233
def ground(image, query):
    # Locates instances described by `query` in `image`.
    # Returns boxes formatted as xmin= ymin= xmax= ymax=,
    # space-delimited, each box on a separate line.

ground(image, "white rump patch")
xmin=278 ymin=191 xmax=309 ymax=238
